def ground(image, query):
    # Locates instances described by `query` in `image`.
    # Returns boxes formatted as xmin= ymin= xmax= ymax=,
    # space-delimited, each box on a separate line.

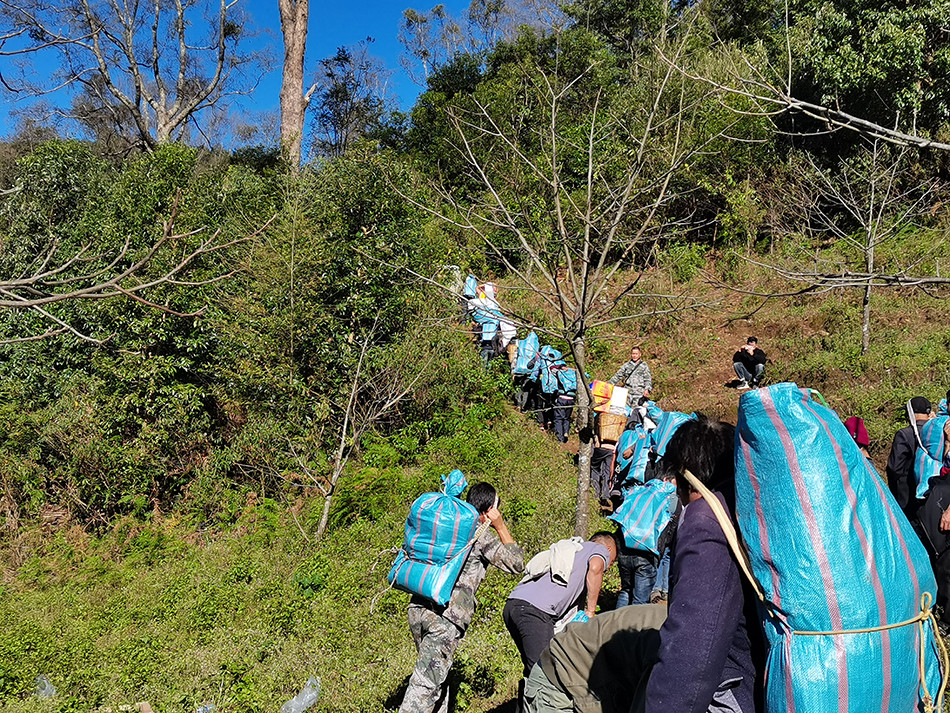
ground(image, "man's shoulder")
xmin=680 ymin=497 xmax=730 ymax=542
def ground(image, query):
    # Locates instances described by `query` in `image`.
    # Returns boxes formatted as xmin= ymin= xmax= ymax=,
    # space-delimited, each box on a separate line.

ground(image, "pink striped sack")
xmin=388 ymin=469 xmax=479 ymax=606
xmin=735 ymin=384 xmax=943 ymax=712
xmin=608 ymin=479 xmax=677 ymax=555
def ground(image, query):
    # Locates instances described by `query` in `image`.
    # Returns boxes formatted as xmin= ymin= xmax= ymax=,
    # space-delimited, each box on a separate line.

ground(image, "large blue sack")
xmin=512 ymin=332 xmax=540 ymax=376
xmin=614 ymin=426 xmax=652 ymax=488
xmin=608 ymin=479 xmax=677 ymax=555
xmin=735 ymin=383 xmax=942 ymax=713
xmin=914 ymin=416 xmax=948 ymax=499
xmin=463 ymin=274 xmax=478 ymax=299
xmin=388 ymin=469 xmax=480 ymax=606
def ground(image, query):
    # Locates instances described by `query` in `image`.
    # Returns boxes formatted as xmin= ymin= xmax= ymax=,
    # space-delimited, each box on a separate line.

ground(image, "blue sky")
xmin=0 ymin=0 xmax=471 ymax=142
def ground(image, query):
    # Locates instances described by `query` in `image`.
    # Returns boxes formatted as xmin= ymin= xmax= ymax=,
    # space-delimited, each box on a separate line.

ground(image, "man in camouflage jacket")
xmin=399 ymin=482 xmax=524 ymax=713
xmin=608 ymin=346 xmax=652 ymax=409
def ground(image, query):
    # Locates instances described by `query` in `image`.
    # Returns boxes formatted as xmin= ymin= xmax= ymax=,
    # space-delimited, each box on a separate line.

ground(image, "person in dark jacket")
xmin=732 ymin=337 xmax=766 ymax=390
xmin=645 ymin=416 xmax=764 ymax=713
xmin=885 ymin=396 xmax=932 ymax=521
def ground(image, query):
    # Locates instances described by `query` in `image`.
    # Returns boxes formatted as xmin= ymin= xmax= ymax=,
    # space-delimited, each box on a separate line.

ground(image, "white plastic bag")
xmin=280 ymin=676 xmax=321 ymax=713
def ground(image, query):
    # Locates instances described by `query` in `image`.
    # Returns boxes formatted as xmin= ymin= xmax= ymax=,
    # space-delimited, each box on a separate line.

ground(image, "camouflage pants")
xmin=399 ymin=603 xmax=464 ymax=713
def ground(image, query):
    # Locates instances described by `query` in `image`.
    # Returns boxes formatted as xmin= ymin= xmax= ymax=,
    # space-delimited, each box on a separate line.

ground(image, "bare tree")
xmin=395 ymin=33 xmax=736 ymax=535
xmin=278 ymin=0 xmax=317 ymax=167
xmin=732 ymin=142 xmax=946 ymax=353
xmin=0 ymin=0 xmax=267 ymax=151
xmin=0 ymin=196 xmax=272 ymax=344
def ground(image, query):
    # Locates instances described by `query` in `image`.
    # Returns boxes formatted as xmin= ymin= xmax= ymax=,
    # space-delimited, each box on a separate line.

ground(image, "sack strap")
xmin=680 ymin=468 xmax=949 ymax=712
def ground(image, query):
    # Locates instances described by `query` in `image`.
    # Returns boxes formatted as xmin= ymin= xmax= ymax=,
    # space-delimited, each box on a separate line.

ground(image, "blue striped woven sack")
xmin=538 ymin=346 xmax=565 ymax=394
xmin=735 ymin=383 xmax=943 ymax=713
xmin=614 ymin=426 xmax=652 ymax=488
xmin=463 ymin=274 xmax=478 ymax=299
xmin=914 ymin=416 xmax=948 ymax=499
xmin=608 ymin=479 xmax=677 ymax=555
xmin=512 ymin=332 xmax=540 ymax=376
xmin=651 ymin=411 xmax=696 ymax=457
xmin=388 ymin=470 xmax=480 ymax=606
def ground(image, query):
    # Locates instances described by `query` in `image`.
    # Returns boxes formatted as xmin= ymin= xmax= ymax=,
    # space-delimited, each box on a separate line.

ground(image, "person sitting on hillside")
xmin=399 ymin=483 xmax=524 ymax=713
xmin=609 ymin=346 xmax=652 ymax=408
xmin=886 ymin=396 xmax=933 ymax=521
xmin=732 ymin=337 xmax=766 ymax=390
xmin=503 ymin=532 xmax=618 ymax=711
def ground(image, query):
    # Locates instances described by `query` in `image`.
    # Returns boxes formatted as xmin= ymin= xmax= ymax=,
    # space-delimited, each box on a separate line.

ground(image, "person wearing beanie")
xmin=885 ymin=396 xmax=932 ymax=521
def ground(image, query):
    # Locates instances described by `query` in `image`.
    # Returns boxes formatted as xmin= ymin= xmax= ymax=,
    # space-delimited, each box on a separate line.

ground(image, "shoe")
xmin=649 ymin=590 xmax=667 ymax=604
xmin=736 ymin=380 xmax=750 ymax=390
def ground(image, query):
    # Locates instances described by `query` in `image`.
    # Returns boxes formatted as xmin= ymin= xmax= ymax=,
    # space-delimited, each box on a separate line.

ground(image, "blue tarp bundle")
xmin=556 ymin=367 xmax=577 ymax=395
xmin=388 ymin=469 xmax=479 ymax=606
xmin=512 ymin=332 xmax=540 ymax=376
xmin=614 ymin=426 xmax=652 ymax=488
xmin=735 ymin=383 xmax=942 ymax=713
xmin=914 ymin=416 xmax=948 ymax=499
xmin=609 ymin=479 xmax=677 ymax=555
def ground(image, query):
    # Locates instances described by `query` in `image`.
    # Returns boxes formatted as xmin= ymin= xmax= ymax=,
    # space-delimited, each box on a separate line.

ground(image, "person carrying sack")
xmin=398 ymin=481 xmax=524 ymax=713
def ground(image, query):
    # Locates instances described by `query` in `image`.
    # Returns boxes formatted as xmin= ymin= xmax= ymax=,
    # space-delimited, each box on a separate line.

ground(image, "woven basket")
xmin=506 ymin=342 xmax=518 ymax=364
xmin=598 ymin=412 xmax=627 ymax=443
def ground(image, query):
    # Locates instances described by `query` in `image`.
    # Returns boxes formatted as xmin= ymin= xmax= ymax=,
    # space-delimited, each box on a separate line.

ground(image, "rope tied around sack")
xmin=680 ymin=468 xmax=950 ymax=712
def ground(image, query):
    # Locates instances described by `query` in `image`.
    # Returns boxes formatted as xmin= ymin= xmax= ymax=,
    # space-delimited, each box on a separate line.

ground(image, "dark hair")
xmin=746 ymin=336 xmax=758 ymax=344
xmin=910 ymin=396 xmax=932 ymax=416
xmin=467 ymin=482 xmax=497 ymax=514
xmin=664 ymin=415 xmax=736 ymax=492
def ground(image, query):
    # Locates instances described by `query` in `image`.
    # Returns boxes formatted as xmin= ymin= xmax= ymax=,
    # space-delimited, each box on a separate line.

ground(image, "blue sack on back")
xmin=608 ymin=479 xmax=677 ymax=555
xmin=463 ymin=274 xmax=478 ymax=299
xmin=651 ymin=411 xmax=697 ymax=457
xmin=538 ymin=346 xmax=565 ymax=394
xmin=614 ymin=426 xmax=652 ymax=488
xmin=914 ymin=416 xmax=947 ymax=499
xmin=388 ymin=469 xmax=480 ymax=606
xmin=735 ymin=383 xmax=942 ymax=713
xmin=512 ymin=332 xmax=540 ymax=376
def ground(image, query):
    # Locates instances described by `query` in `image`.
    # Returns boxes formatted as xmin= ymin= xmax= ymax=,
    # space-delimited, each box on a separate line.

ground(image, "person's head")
xmin=746 ymin=337 xmax=758 ymax=346
xmin=467 ymin=482 xmax=499 ymax=522
xmin=663 ymin=415 xmax=736 ymax=505
xmin=630 ymin=346 xmax=642 ymax=362
xmin=590 ymin=531 xmax=618 ymax=566
xmin=910 ymin=396 xmax=932 ymax=422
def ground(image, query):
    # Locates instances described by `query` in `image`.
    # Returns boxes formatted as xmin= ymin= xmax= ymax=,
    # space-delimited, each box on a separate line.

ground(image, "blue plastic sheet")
xmin=463 ymin=274 xmax=478 ymax=299
xmin=388 ymin=470 xmax=479 ymax=606
xmin=735 ymin=383 xmax=942 ymax=713
xmin=609 ymin=479 xmax=677 ymax=555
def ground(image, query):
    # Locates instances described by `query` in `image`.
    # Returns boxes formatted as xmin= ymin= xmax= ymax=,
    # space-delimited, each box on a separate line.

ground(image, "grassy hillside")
xmin=2 ymin=261 xmax=950 ymax=712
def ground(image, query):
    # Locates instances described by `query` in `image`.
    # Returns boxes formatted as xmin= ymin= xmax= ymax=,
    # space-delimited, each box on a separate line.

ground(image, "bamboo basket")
xmin=598 ymin=412 xmax=627 ymax=443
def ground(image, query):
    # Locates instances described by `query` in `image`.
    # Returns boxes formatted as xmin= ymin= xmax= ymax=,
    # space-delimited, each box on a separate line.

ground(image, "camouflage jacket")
xmin=412 ymin=528 xmax=524 ymax=632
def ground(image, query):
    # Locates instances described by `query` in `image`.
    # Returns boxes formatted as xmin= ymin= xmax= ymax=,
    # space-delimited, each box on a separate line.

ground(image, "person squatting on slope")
xmin=732 ymin=337 xmax=766 ymax=390
xmin=886 ymin=396 xmax=933 ymax=522
xmin=522 ymin=416 xmax=765 ymax=713
xmin=399 ymin=483 xmax=524 ymax=713
xmin=503 ymin=532 xmax=618 ymax=709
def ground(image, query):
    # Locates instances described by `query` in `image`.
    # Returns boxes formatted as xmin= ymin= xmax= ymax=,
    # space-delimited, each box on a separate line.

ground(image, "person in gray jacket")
xmin=609 ymin=346 xmax=652 ymax=409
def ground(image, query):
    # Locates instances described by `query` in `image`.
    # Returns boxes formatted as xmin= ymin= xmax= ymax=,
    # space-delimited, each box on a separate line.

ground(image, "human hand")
xmin=623 ymin=447 xmax=633 ymax=458
xmin=941 ymin=507 xmax=950 ymax=532
xmin=486 ymin=506 xmax=504 ymax=528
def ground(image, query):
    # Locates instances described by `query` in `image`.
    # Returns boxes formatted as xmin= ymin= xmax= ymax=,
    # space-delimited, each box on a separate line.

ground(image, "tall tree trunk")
xmin=279 ymin=0 xmax=310 ymax=167
xmin=569 ymin=336 xmax=592 ymax=537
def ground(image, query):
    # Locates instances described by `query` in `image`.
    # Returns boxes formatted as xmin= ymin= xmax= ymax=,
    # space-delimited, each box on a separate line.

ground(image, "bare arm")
xmin=583 ymin=555 xmax=607 ymax=617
